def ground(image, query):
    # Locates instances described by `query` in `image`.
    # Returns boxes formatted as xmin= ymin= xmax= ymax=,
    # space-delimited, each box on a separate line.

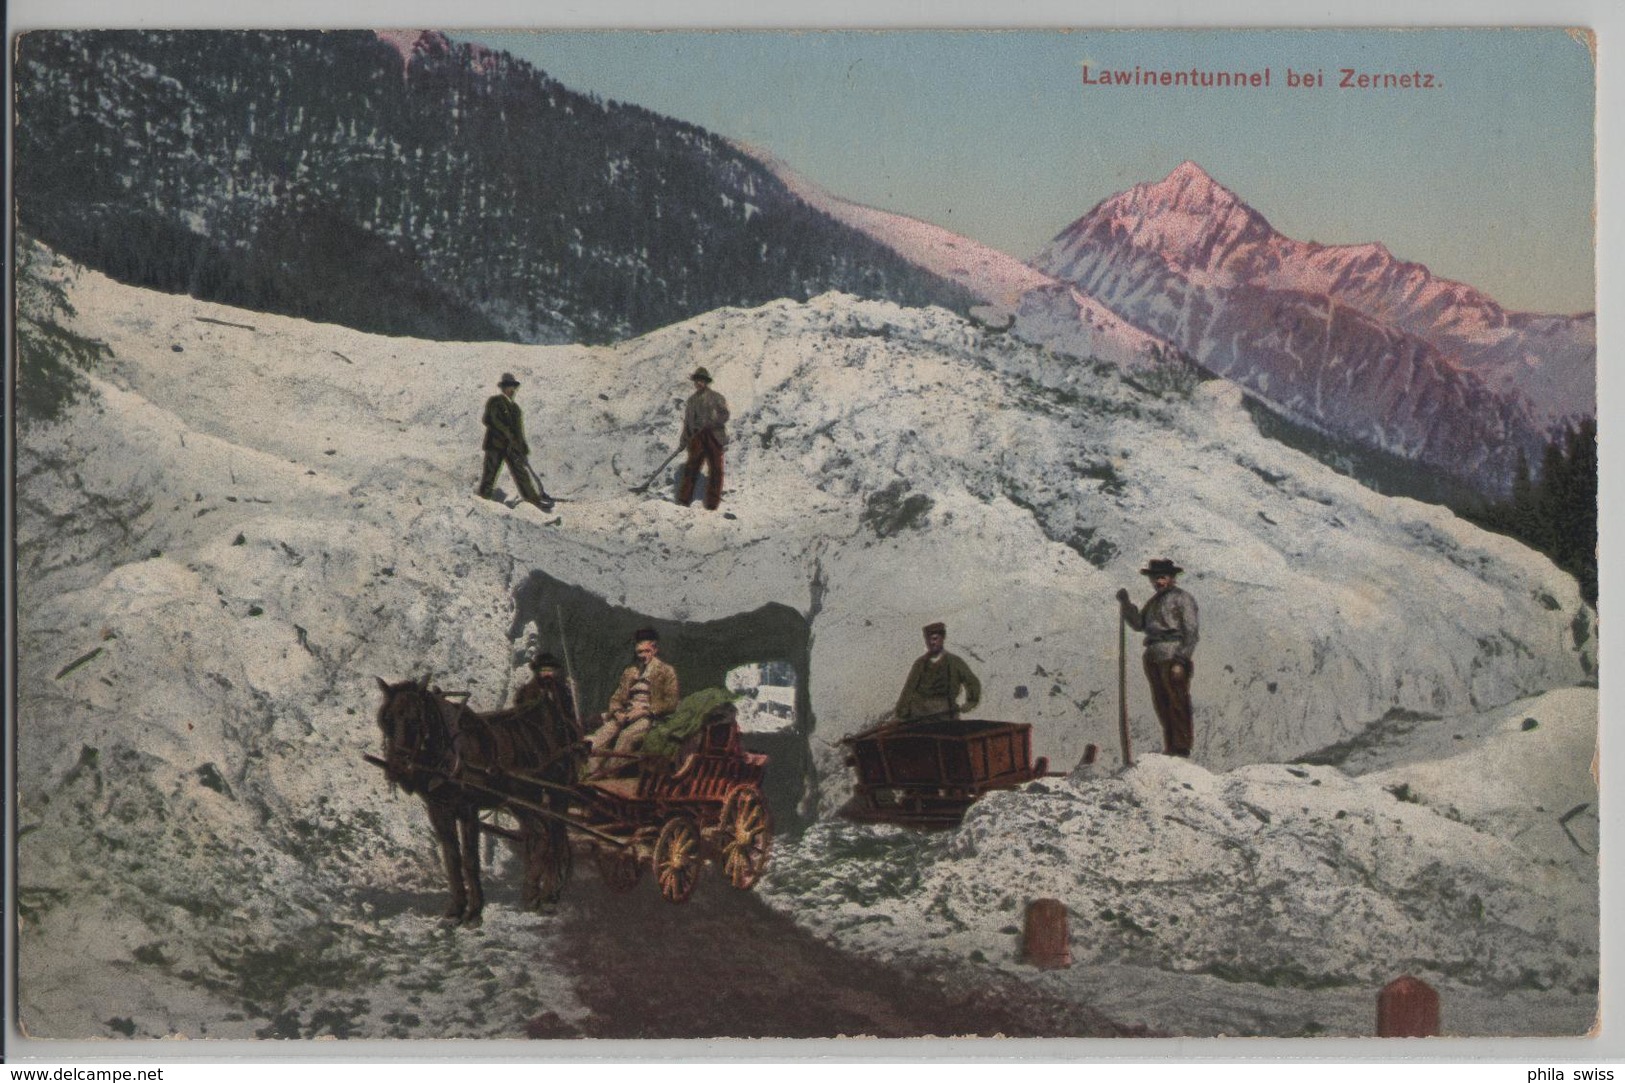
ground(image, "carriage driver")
xmin=894 ymin=622 xmax=981 ymax=723
xmin=516 ymin=650 xmax=579 ymax=733
xmin=583 ymin=629 xmax=680 ymax=778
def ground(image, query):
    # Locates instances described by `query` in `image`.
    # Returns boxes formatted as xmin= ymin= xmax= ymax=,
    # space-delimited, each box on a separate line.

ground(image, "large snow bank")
xmin=14 ymin=258 xmax=1595 ymax=1038
xmin=759 ymin=687 xmax=1597 ymax=1037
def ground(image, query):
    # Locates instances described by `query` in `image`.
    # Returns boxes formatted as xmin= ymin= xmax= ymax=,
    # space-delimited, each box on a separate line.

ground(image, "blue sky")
xmin=455 ymin=28 xmax=1595 ymax=314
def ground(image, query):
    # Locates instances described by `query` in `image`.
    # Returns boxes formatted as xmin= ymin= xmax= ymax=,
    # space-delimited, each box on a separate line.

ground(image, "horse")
xmin=374 ymin=675 xmax=584 ymax=926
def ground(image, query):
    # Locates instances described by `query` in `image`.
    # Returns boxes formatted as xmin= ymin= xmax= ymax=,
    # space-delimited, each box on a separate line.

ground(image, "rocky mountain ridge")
xmin=741 ymin=142 xmax=1178 ymax=371
xmin=13 ymin=29 xmax=975 ymax=347
xmin=1034 ymin=162 xmax=1594 ymax=495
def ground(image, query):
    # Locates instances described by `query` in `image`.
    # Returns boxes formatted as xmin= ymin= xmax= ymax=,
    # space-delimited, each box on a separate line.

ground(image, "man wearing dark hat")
xmin=1117 ymin=559 xmax=1200 ymax=757
xmin=583 ymin=629 xmax=680 ymax=777
xmin=478 ymin=373 xmax=552 ymax=511
xmin=677 ymin=367 xmax=730 ymax=511
xmin=894 ymin=622 xmax=982 ymax=723
xmin=515 ymin=650 xmax=578 ymax=727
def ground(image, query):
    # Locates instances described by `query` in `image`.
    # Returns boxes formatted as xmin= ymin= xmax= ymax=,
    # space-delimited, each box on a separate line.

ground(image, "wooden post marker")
xmin=1377 ymin=975 xmax=1439 ymax=1037
xmin=1022 ymin=898 xmax=1072 ymax=969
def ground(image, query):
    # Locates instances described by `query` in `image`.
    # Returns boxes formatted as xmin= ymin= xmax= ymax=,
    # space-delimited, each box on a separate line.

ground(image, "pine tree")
xmin=14 ymin=235 xmax=113 ymax=424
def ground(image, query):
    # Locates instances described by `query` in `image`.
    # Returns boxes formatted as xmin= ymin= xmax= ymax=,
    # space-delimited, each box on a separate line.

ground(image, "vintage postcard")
xmin=7 ymin=20 xmax=1606 ymax=1054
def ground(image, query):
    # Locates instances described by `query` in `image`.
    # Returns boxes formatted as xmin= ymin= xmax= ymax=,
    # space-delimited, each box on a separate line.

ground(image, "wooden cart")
xmin=841 ymin=717 xmax=1050 ymax=827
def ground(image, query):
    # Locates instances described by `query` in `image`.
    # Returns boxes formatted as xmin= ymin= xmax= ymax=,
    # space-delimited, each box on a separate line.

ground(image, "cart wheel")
xmin=594 ymin=845 xmax=642 ymax=894
xmin=653 ymin=815 xmax=702 ymax=904
xmin=720 ymin=786 xmax=773 ymax=890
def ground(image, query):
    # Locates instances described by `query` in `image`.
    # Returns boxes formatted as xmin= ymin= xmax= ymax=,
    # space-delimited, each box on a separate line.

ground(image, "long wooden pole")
xmin=361 ymin=754 xmax=626 ymax=847
xmin=557 ymin=607 xmax=584 ymax=732
xmin=1118 ymin=607 xmax=1134 ymax=768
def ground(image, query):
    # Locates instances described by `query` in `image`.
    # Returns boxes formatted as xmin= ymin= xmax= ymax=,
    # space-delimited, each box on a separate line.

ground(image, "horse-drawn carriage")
xmin=840 ymin=716 xmax=1052 ymax=827
xmin=368 ymin=677 xmax=772 ymax=924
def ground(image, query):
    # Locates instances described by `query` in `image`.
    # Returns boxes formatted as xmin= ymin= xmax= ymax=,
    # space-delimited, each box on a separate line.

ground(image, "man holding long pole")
xmin=1116 ymin=558 xmax=1200 ymax=758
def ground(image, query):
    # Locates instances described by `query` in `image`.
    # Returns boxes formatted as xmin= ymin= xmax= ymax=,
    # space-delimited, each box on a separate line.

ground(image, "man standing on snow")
xmin=478 ymin=372 xmax=553 ymax=511
xmin=1116 ymin=558 xmax=1200 ymax=757
xmin=677 ymin=366 xmax=729 ymax=511
xmin=894 ymin=622 xmax=982 ymax=723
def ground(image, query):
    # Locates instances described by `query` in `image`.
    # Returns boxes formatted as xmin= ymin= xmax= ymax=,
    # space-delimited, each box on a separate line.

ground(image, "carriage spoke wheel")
xmin=594 ymin=845 xmax=642 ymax=894
xmin=653 ymin=815 xmax=702 ymax=904
xmin=720 ymin=786 xmax=773 ymax=890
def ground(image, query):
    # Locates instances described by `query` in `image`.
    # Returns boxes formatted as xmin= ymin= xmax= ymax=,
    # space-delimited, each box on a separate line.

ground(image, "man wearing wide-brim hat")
xmin=677 ymin=366 xmax=730 ymax=511
xmin=1116 ymin=559 xmax=1200 ymax=757
xmin=478 ymin=372 xmax=552 ymax=511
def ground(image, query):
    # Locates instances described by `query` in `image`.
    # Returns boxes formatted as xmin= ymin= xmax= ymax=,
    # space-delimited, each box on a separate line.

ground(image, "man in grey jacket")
xmin=677 ymin=367 xmax=729 ymax=511
xmin=1116 ymin=558 xmax=1200 ymax=757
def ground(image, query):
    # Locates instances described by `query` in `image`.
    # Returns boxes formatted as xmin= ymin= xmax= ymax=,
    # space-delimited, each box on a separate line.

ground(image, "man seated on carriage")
xmin=582 ymin=628 xmax=680 ymax=778
xmin=893 ymin=621 xmax=981 ymax=725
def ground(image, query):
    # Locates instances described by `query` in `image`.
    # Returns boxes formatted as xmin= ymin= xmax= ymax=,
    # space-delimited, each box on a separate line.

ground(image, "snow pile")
xmin=13 ymin=256 xmax=1596 ymax=1038
xmin=760 ymin=688 xmax=1597 ymax=1037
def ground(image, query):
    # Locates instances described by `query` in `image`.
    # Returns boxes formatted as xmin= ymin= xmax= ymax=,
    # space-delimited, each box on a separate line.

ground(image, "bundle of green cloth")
xmin=643 ymin=687 xmax=739 ymax=759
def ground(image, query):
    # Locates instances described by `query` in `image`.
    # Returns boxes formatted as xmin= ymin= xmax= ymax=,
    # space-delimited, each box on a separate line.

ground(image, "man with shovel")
xmin=1116 ymin=558 xmax=1200 ymax=757
xmin=478 ymin=372 xmax=555 ymax=511
xmin=677 ymin=366 xmax=730 ymax=511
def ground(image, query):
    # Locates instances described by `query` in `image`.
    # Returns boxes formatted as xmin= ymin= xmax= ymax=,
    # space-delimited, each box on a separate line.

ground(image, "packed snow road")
xmin=521 ymin=870 xmax=1135 ymax=1040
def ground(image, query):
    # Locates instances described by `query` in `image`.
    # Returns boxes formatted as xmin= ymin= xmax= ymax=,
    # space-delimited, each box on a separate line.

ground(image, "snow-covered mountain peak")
xmin=1034 ymin=165 xmax=1595 ymax=482
xmin=1062 ymin=161 xmax=1271 ymax=273
xmin=1144 ymin=159 xmax=1241 ymax=212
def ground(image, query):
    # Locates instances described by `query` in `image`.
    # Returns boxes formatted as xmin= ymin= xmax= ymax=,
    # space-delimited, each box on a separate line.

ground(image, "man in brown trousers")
xmin=677 ymin=367 xmax=729 ymax=511
xmin=1117 ymin=559 xmax=1200 ymax=757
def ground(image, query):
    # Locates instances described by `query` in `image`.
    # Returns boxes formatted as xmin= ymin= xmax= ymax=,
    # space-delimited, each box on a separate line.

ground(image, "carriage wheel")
xmin=653 ymin=815 xmax=703 ymax=904
xmin=719 ymin=786 xmax=773 ymax=890
xmin=594 ymin=845 xmax=642 ymax=894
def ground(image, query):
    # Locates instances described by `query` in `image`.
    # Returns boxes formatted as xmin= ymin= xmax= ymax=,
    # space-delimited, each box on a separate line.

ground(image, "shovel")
xmin=524 ymin=462 xmax=558 ymax=508
xmin=629 ymin=447 xmax=684 ymax=494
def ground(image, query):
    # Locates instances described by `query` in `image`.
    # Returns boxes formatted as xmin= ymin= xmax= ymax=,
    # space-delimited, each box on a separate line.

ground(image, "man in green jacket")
xmin=478 ymin=373 xmax=552 ymax=510
xmin=894 ymin=621 xmax=981 ymax=723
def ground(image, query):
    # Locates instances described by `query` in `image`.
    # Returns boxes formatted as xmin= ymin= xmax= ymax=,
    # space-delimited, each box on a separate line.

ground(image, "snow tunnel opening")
xmin=725 ymin=661 xmax=801 ymax=737
xmin=508 ymin=570 xmax=817 ymax=835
